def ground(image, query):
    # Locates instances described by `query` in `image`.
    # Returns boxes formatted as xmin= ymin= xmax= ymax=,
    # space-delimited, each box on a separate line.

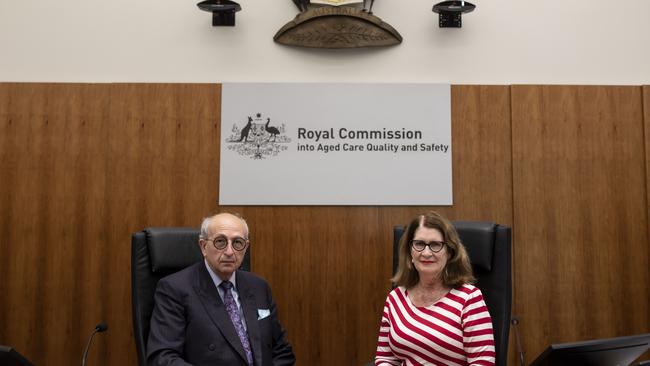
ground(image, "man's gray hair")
xmin=199 ymin=212 xmax=249 ymax=240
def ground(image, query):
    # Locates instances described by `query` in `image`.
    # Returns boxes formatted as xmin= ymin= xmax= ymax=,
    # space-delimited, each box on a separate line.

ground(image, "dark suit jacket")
xmin=147 ymin=262 xmax=295 ymax=366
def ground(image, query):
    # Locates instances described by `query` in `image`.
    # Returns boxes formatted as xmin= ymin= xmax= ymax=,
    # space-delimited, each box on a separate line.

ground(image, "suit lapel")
xmin=193 ymin=263 xmax=248 ymax=364
xmin=237 ymin=272 xmax=263 ymax=366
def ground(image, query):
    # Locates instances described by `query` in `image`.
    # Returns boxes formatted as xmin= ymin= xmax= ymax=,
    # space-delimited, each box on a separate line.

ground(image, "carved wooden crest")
xmin=274 ymin=6 xmax=402 ymax=49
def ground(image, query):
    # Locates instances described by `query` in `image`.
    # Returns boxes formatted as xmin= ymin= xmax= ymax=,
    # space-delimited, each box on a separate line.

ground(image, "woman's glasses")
xmin=410 ymin=240 xmax=446 ymax=253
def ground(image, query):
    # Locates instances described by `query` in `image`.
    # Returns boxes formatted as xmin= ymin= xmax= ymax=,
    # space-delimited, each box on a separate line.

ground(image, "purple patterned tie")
xmin=220 ymin=281 xmax=253 ymax=366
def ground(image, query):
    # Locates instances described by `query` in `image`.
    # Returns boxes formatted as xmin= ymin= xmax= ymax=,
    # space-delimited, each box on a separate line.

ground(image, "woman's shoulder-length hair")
xmin=391 ymin=211 xmax=475 ymax=289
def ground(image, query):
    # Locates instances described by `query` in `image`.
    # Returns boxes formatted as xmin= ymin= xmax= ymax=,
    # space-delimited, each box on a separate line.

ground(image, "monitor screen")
xmin=529 ymin=333 xmax=650 ymax=366
xmin=0 ymin=345 xmax=34 ymax=366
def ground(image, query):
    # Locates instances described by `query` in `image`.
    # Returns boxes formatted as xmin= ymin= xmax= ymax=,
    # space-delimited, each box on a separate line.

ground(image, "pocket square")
xmin=257 ymin=308 xmax=270 ymax=320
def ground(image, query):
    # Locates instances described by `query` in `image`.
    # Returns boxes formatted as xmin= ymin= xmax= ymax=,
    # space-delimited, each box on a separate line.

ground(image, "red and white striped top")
xmin=375 ymin=284 xmax=495 ymax=366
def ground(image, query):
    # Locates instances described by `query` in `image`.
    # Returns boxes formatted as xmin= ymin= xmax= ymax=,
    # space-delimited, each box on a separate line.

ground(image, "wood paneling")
xmin=645 ymin=85 xmax=650 ymax=364
xmin=0 ymin=83 xmax=221 ymax=365
xmin=645 ymin=86 xmax=650 ymax=242
xmin=511 ymin=86 xmax=650 ymax=364
xmin=2 ymin=83 xmax=648 ymax=366
xmin=448 ymin=85 xmax=513 ymax=224
xmin=0 ymin=83 xmax=514 ymax=365
xmin=231 ymin=206 xmax=384 ymax=365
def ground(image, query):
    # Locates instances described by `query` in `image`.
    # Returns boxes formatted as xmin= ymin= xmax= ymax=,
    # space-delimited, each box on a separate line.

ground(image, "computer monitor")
xmin=529 ymin=333 xmax=650 ymax=366
xmin=0 ymin=345 xmax=34 ymax=366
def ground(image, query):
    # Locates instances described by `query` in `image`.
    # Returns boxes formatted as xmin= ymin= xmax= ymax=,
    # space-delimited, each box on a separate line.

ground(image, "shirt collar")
xmin=204 ymin=259 xmax=237 ymax=290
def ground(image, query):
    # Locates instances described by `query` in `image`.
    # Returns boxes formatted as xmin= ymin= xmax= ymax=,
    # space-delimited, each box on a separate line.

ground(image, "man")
xmin=147 ymin=213 xmax=295 ymax=366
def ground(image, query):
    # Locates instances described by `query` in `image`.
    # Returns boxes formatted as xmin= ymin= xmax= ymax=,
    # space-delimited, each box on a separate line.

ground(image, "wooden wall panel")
xmin=0 ymin=83 xmax=221 ymax=365
xmin=101 ymin=83 xmax=223 ymax=364
xmin=0 ymin=84 xmax=114 ymax=364
xmin=645 ymin=85 xmax=650 ymax=363
xmin=448 ymin=85 xmax=513 ymax=225
xmin=6 ymin=83 xmax=647 ymax=366
xmin=228 ymin=207 xmax=384 ymax=366
xmin=511 ymin=86 xmax=650 ymax=364
xmin=645 ymin=86 xmax=650 ymax=246
xmin=0 ymin=83 xmax=515 ymax=366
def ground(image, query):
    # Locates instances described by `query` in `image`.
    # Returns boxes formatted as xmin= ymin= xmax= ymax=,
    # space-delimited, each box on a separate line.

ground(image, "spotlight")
xmin=197 ymin=0 xmax=241 ymax=26
xmin=432 ymin=1 xmax=475 ymax=28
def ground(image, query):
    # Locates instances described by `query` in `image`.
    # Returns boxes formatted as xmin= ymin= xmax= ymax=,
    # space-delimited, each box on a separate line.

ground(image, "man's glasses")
xmin=410 ymin=240 xmax=446 ymax=253
xmin=206 ymin=236 xmax=249 ymax=251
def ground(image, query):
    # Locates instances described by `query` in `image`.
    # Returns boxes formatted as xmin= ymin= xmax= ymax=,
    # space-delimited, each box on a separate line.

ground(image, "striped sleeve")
xmin=461 ymin=287 xmax=496 ymax=366
xmin=375 ymin=298 xmax=401 ymax=366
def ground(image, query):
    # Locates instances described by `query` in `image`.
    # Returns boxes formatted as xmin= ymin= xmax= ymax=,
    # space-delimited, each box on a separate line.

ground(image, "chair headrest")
xmin=145 ymin=227 xmax=203 ymax=273
xmin=453 ymin=221 xmax=496 ymax=272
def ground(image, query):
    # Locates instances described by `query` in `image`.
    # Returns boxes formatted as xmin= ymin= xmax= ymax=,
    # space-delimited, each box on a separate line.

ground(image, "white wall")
xmin=1 ymin=0 xmax=648 ymax=84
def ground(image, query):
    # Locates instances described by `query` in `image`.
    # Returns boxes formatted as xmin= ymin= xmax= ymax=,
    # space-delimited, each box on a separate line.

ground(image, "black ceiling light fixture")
xmin=197 ymin=0 xmax=242 ymax=26
xmin=432 ymin=1 xmax=475 ymax=28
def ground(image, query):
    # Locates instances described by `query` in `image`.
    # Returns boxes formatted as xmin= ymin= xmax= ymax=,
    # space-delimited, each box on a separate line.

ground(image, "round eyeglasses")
xmin=205 ymin=236 xmax=249 ymax=251
xmin=410 ymin=240 xmax=446 ymax=253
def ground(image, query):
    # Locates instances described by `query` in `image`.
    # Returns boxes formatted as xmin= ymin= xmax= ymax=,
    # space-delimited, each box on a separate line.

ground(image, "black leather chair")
xmin=131 ymin=227 xmax=251 ymax=366
xmin=394 ymin=221 xmax=512 ymax=366
xmin=0 ymin=345 xmax=34 ymax=366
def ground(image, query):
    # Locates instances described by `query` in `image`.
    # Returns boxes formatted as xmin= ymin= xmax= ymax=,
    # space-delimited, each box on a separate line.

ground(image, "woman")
xmin=375 ymin=211 xmax=495 ymax=366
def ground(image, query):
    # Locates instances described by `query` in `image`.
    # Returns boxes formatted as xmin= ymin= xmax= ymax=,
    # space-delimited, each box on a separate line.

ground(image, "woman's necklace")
xmin=409 ymin=285 xmax=450 ymax=307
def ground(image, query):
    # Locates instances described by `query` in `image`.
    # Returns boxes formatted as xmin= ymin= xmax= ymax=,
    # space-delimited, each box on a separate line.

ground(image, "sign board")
xmin=220 ymin=83 xmax=452 ymax=205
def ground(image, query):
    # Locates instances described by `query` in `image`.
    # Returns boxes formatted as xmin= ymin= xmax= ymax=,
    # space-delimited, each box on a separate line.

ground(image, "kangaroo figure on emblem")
xmin=237 ymin=116 xmax=253 ymax=142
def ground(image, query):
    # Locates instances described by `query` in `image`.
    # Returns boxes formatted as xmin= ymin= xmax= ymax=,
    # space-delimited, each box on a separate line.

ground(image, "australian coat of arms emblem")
xmin=274 ymin=0 xmax=402 ymax=48
xmin=226 ymin=113 xmax=291 ymax=159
